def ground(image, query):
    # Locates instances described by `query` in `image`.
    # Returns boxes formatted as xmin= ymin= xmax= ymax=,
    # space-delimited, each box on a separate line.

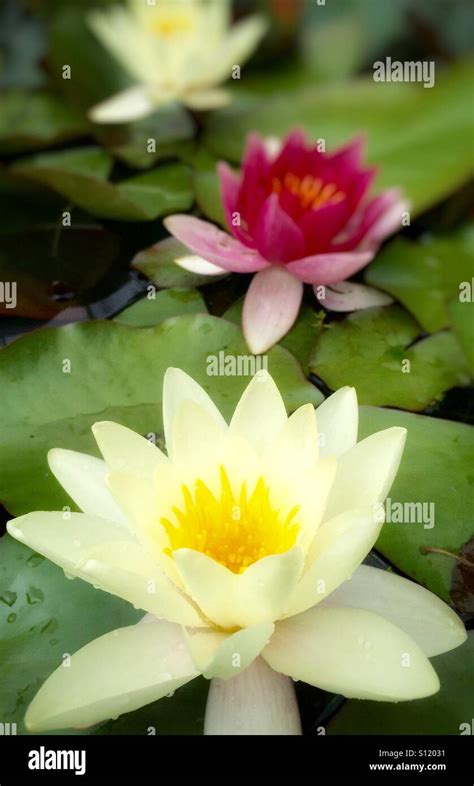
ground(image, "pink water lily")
xmin=165 ymin=130 xmax=408 ymax=353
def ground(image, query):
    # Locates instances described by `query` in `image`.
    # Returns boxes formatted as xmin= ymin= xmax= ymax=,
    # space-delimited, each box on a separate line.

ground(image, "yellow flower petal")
xmin=173 ymin=546 xmax=304 ymax=628
xmin=315 ymin=386 xmax=358 ymax=458
xmin=263 ymin=606 xmax=440 ymax=701
xmin=323 ymin=565 xmax=467 ymax=657
xmin=229 ymin=370 xmax=287 ymax=455
xmin=92 ymin=420 xmax=167 ymax=478
xmin=284 ymin=506 xmax=384 ymax=617
xmin=48 ymin=449 xmax=128 ymax=527
xmin=185 ymin=622 xmax=274 ymax=679
xmin=324 ymin=427 xmax=407 ymax=519
xmin=25 ymin=620 xmax=198 ymax=731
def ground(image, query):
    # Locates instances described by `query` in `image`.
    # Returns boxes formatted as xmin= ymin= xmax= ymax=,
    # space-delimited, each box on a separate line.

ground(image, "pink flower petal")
xmin=333 ymin=189 xmax=404 ymax=252
xmin=164 ymin=215 xmax=270 ymax=274
xmin=238 ymin=133 xmax=271 ymax=233
xmin=243 ymin=267 xmax=303 ymax=354
xmin=218 ymin=162 xmax=253 ymax=247
xmin=253 ymin=193 xmax=305 ymax=263
xmin=286 ymin=250 xmax=374 ymax=285
xmin=359 ymin=195 xmax=410 ymax=250
xmin=314 ymin=280 xmax=394 ymax=311
xmin=270 ymin=128 xmax=310 ymax=177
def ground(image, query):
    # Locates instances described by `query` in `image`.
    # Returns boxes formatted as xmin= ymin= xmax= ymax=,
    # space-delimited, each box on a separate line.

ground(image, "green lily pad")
xmin=328 ymin=633 xmax=474 ymax=735
xmin=0 ymin=314 xmax=321 ymax=517
xmin=0 ymin=534 xmax=140 ymax=734
xmin=114 ymin=289 xmax=207 ymax=328
xmin=224 ymin=298 xmax=324 ymax=374
xmin=132 ymin=237 xmax=228 ymax=288
xmin=10 ymin=147 xmax=193 ymax=222
xmin=359 ymin=406 xmax=474 ymax=604
xmin=309 ymin=305 xmax=471 ymax=411
xmin=448 ymin=298 xmax=474 ymax=375
xmin=365 ymin=234 xmax=474 ymax=333
xmin=0 ymin=92 xmax=87 ymax=155
xmin=202 ymin=61 xmax=474 ymax=216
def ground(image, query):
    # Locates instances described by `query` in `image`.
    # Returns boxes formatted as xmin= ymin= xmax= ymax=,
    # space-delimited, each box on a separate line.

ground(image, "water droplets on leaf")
xmin=0 ymin=590 xmax=17 ymax=607
xmin=26 ymin=553 xmax=45 ymax=567
xmin=26 ymin=587 xmax=44 ymax=605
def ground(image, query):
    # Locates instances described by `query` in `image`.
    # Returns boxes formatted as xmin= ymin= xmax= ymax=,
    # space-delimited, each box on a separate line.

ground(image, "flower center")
xmin=161 ymin=466 xmax=300 ymax=574
xmin=272 ymin=173 xmax=346 ymax=210
xmin=148 ymin=9 xmax=196 ymax=38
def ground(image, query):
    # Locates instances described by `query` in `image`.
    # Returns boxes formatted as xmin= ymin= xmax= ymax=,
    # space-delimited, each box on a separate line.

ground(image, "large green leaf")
xmin=10 ymin=147 xmax=193 ymax=222
xmin=0 ymin=315 xmax=320 ymax=516
xmin=0 ymin=534 xmax=140 ymax=734
xmin=0 ymin=92 xmax=86 ymax=154
xmin=114 ymin=289 xmax=207 ymax=328
xmin=202 ymin=61 xmax=474 ymax=216
xmin=328 ymin=634 xmax=474 ymax=735
xmin=360 ymin=406 xmax=474 ymax=604
xmin=365 ymin=233 xmax=474 ymax=333
xmin=309 ymin=305 xmax=471 ymax=410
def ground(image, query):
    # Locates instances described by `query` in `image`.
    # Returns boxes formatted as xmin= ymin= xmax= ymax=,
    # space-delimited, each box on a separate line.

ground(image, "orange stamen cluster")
xmin=272 ymin=173 xmax=345 ymax=210
xmin=161 ymin=466 xmax=300 ymax=574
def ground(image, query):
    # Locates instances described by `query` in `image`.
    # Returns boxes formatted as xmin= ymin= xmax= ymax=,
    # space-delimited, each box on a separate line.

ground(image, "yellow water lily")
xmin=7 ymin=370 xmax=466 ymax=734
xmin=87 ymin=0 xmax=267 ymax=123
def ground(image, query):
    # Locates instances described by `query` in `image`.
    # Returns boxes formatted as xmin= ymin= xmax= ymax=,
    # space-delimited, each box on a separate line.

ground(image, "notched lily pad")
xmin=114 ymin=288 xmax=207 ymax=328
xmin=309 ymin=305 xmax=471 ymax=411
xmin=365 ymin=233 xmax=474 ymax=333
xmin=0 ymin=92 xmax=87 ymax=155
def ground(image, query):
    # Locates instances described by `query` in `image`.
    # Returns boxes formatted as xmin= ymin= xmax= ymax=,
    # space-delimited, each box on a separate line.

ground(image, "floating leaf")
xmin=0 ymin=315 xmax=321 ymax=516
xmin=448 ymin=298 xmax=474 ymax=375
xmin=0 ymin=92 xmax=87 ymax=155
xmin=365 ymin=234 xmax=474 ymax=333
xmin=309 ymin=305 xmax=471 ymax=411
xmin=359 ymin=406 xmax=474 ymax=604
xmin=114 ymin=289 xmax=207 ymax=328
xmin=10 ymin=147 xmax=193 ymax=222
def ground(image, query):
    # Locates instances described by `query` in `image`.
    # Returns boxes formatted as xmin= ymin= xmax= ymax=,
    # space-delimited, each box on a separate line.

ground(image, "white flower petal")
xmin=169 ymin=399 xmax=226 ymax=478
xmin=264 ymin=402 xmax=318 ymax=474
xmin=92 ymin=421 xmax=167 ymax=478
xmin=174 ymin=253 xmax=227 ymax=276
xmin=217 ymin=15 xmax=268 ymax=79
xmin=88 ymin=86 xmax=156 ymax=124
xmin=315 ymin=387 xmax=358 ymax=458
xmin=185 ymin=622 xmax=274 ymax=679
xmin=163 ymin=368 xmax=227 ymax=458
xmin=48 ymin=449 xmax=128 ymax=527
xmin=322 ymin=565 xmax=466 ymax=657
xmin=314 ymin=280 xmax=393 ymax=312
xmin=229 ymin=370 xmax=288 ymax=455
xmin=263 ymin=606 xmax=440 ymax=701
xmin=183 ymin=88 xmax=231 ymax=110
xmin=7 ymin=511 xmax=134 ymax=571
xmin=204 ymin=657 xmax=301 ymax=735
xmin=324 ymin=427 xmax=407 ymax=519
xmin=173 ymin=546 xmax=304 ymax=628
xmin=25 ymin=620 xmax=199 ymax=731
xmin=284 ymin=507 xmax=384 ymax=617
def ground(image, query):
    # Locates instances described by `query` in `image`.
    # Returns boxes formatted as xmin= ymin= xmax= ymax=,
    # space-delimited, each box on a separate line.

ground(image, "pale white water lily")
xmin=7 ymin=370 xmax=466 ymax=734
xmin=87 ymin=0 xmax=267 ymax=123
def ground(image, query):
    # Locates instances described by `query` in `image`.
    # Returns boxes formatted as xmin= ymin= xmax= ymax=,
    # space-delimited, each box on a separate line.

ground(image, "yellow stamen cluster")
xmin=272 ymin=173 xmax=345 ymax=210
xmin=161 ymin=466 xmax=300 ymax=574
xmin=148 ymin=10 xmax=195 ymax=38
